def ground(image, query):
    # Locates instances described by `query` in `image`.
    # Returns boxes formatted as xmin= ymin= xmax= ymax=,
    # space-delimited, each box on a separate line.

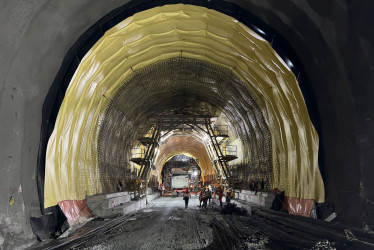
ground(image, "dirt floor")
xmin=31 ymin=196 xmax=374 ymax=249
xmin=75 ymin=196 xmax=267 ymax=250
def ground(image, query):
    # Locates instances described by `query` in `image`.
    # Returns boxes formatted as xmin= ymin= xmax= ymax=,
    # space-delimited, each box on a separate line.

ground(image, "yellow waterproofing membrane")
xmin=45 ymin=4 xmax=324 ymax=208
xmin=154 ymin=135 xmax=215 ymax=181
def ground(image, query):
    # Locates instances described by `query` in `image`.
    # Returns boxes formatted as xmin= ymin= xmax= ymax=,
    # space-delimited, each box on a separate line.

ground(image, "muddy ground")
xmin=77 ymin=196 xmax=268 ymax=250
xmin=31 ymin=196 xmax=353 ymax=250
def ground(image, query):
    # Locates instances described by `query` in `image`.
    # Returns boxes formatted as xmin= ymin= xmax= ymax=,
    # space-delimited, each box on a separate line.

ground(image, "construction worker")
xmin=162 ymin=184 xmax=166 ymax=196
xmin=202 ymin=188 xmax=209 ymax=208
xmin=226 ymin=189 xmax=232 ymax=203
xmin=206 ymin=188 xmax=212 ymax=205
xmin=199 ymin=188 xmax=206 ymax=207
xmin=216 ymin=186 xmax=224 ymax=207
xmin=183 ymin=189 xmax=191 ymax=208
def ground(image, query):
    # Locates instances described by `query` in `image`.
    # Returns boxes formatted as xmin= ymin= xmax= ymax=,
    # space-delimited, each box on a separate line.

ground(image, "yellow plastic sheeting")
xmin=45 ymin=4 xmax=324 ymax=207
xmin=154 ymin=135 xmax=214 ymax=181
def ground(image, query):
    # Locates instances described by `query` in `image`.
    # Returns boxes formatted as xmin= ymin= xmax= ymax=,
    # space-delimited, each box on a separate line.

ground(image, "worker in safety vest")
xmin=162 ymin=184 xmax=166 ymax=196
xmin=183 ymin=189 xmax=191 ymax=208
xmin=216 ymin=186 xmax=224 ymax=207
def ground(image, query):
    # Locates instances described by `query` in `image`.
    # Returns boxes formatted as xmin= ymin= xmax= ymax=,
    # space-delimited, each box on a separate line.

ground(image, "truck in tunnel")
xmin=171 ymin=174 xmax=189 ymax=191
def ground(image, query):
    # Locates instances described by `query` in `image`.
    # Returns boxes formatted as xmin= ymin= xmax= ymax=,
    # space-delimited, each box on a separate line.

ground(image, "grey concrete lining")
xmin=0 ymin=1 xmax=130 ymax=248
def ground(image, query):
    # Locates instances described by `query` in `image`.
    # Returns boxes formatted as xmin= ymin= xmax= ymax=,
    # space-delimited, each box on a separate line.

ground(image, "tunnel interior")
xmin=96 ymin=57 xmax=272 ymax=192
xmin=42 ymin=4 xmax=324 ymax=225
xmin=1 ymin=0 xmax=374 ymax=248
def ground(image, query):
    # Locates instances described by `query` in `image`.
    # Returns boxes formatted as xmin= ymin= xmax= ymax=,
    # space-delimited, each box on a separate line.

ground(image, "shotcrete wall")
xmin=0 ymin=0 xmax=129 ymax=247
xmin=232 ymin=0 xmax=374 ymax=225
xmin=0 ymin=0 xmax=373 ymax=247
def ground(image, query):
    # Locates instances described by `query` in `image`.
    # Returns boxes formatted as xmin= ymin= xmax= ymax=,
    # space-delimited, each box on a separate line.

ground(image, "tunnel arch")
xmin=42 ymin=4 xmax=324 ymax=213
xmin=96 ymin=57 xmax=271 ymax=192
xmin=155 ymin=135 xmax=215 ymax=182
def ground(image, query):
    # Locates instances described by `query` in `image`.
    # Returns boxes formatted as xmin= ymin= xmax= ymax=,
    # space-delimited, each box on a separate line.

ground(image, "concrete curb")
xmin=87 ymin=192 xmax=161 ymax=217
xmin=123 ymin=192 xmax=160 ymax=215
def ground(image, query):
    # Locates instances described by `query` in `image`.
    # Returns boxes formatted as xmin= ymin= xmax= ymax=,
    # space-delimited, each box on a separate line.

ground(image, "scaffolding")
xmin=130 ymin=115 xmax=240 ymax=183
xmin=94 ymin=58 xmax=274 ymax=201
xmin=130 ymin=126 xmax=160 ymax=181
xmin=220 ymin=145 xmax=238 ymax=162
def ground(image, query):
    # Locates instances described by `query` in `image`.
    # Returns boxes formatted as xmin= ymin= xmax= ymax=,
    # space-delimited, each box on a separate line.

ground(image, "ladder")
xmin=133 ymin=127 xmax=160 ymax=180
xmin=205 ymin=118 xmax=231 ymax=181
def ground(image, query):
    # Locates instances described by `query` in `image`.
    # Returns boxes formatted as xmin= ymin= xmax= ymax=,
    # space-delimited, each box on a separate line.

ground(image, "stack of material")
xmin=208 ymin=216 xmax=252 ymax=249
xmin=251 ymin=208 xmax=374 ymax=249
xmin=221 ymin=203 xmax=248 ymax=216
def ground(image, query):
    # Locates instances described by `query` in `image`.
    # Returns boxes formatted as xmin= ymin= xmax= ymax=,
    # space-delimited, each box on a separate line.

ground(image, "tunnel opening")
xmin=160 ymin=154 xmax=202 ymax=193
xmin=34 ymin=1 xmax=326 ymax=240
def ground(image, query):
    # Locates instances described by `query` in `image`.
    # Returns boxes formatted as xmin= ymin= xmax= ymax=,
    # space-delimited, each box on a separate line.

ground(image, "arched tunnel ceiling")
xmin=44 ymin=4 xmax=324 ymax=208
xmin=97 ymin=57 xmax=271 ymax=186
xmin=154 ymin=135 xmax=214 ymax=177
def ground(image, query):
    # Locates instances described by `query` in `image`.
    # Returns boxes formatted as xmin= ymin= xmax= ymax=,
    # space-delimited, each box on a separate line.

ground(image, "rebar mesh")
xmin=97 ymin=57 xmax=272 ymax=192
xmin=44 ymin=4 xmax=324 ymax=208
